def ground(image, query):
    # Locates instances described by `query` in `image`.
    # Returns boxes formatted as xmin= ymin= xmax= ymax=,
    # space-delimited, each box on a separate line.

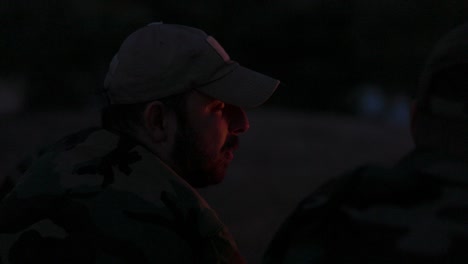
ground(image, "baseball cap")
xmin=103 ymin=22 xmax=280 ymax=108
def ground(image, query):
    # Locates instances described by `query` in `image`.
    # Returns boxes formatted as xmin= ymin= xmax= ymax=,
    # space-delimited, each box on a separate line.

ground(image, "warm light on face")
xmin=169 ymin=91 xmax=249 ymax=188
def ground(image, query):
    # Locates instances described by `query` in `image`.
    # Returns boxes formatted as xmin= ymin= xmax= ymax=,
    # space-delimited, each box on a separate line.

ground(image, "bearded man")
xmin=0 ymin=22 xmax=279 ymax=263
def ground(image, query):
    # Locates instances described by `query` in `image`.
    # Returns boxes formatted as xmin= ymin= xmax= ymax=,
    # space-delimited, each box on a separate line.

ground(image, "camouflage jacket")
xmin=0 ymin=128 xmax=245 ymax=263
xmin=264 ymin=149 xmax=468 ymax=264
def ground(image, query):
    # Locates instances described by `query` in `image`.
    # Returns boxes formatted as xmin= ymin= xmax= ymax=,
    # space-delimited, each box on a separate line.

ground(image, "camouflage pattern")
xmin=264 ymin=149 xmax=468 ymax=263
xmin=0 ymin=128 xmax=245 ymax=263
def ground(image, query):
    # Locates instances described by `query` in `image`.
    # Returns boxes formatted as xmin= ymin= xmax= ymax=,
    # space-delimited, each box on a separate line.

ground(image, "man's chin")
xmin=174 ymin=155 xmax=229 ymax=188
xmin=186 ymin=168 xmax=226 ymax=188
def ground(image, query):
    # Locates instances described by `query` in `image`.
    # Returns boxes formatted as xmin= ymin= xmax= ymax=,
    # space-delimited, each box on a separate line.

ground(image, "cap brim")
xmin=196 ymin=65 xmax=280 ymax=108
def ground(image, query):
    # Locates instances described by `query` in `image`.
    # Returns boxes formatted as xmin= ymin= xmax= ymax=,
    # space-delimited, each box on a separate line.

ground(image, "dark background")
xmin=1 ymin=0 xmax=467 ymax=263
xmin=2 ymin=0 xmax=468 ymax=112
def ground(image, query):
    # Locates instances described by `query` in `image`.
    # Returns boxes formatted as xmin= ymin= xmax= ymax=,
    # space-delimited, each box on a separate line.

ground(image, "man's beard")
xmin=171 ymin=116 xmax=238 ymax=188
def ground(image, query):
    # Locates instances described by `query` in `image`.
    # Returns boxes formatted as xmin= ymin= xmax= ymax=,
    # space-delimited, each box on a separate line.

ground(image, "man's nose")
xmin=228 ymin=106 xmax=250 ymax=135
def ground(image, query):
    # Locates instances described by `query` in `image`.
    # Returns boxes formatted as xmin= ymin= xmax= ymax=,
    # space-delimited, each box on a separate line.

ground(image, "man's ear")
xmin=143 ymin=101 xmax=167 ymax=142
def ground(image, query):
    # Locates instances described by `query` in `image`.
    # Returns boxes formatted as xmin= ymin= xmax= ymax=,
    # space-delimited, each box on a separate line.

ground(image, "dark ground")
xmin=0 ymin=108 xmax=413 ymax=263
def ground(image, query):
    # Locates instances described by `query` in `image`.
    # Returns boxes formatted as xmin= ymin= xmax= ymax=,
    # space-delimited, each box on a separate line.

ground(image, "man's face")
xmin=171 ymin=91 xmax=250 ymax=188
